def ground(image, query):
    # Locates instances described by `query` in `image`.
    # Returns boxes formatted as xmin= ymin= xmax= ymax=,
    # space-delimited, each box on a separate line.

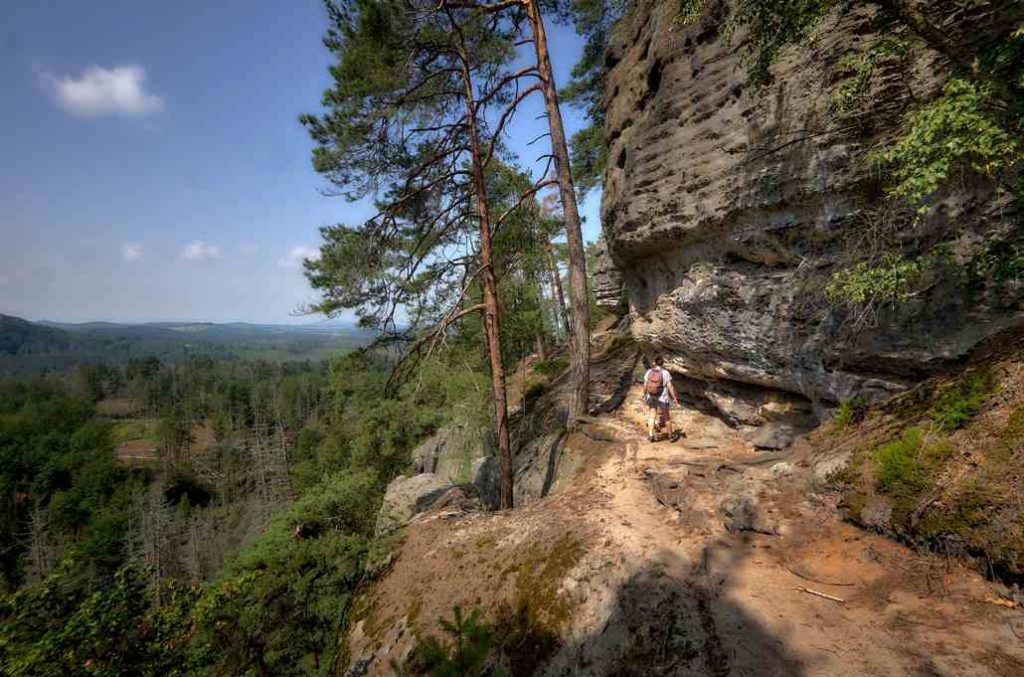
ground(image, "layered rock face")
xmin=600 ymin=0 xmax=1023 ymax=415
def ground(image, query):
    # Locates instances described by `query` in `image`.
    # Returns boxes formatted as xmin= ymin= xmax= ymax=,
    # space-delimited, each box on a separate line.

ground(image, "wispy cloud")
xmin=181 ymin=240 xmax=220 ymax=261
xmin=239 ymin=243 xmax=259 ymax=256
xmin=40 ymin=65 xmax=164 ymax=118
xmin=278 ymin=246 xmax=320 ymax=269
xmin=121 ymin=243 xmax=144 ymax=262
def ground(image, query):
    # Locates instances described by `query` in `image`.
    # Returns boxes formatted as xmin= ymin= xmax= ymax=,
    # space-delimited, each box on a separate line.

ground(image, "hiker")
xmin=643 ymin=356 xmax=681 ymax=442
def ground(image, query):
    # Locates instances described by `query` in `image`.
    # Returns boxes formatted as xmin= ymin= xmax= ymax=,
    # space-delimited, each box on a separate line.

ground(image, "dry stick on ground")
xmin=796 ymin=586 xmax=846 ymax=603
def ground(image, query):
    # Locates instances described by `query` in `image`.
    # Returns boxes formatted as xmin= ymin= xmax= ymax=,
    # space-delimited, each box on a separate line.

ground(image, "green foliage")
xmin=825 ymin=253 xmax=926 ymax=307
xmin=917 ymin=478 xmax=1004 ymax=541
xmin=869 ymin=79 xmax=1020 ymax=211
xmin=157 ymin=404 xmax=193 ymax=458
xmin=874 ymin=427 xmax=927 ymax=498
xmin=676 ymin=0 xmax=706 ymax=25
xmin=191 ymin=472 xmax=376 ymax=675
xmin=489 ymin=169 xmax=567 ymax=368
xmin=829 ymin=38 xmax=910 ymax=119
xmin=833 ymin=359 xmax=1023 ymax=579
xmin=960 ymin=237 xmax=1024 ymax=291
xmin=566 ymin=124 xmax=607 ymax=196
xmin=725 ymin=0 xmax=835 ymax=86
xmin=111 ymin=419 xmax=159 ymax=445
xmin=928 ymin=370 xmax=995 ymax=432
xmin=1 ymin=338 xmax=493 ymax=674
xmin=402 ymin=606 xmax=508 ymax=677
xmin=0 ymin=391 xmax=142 ymax=591
xmin=833 ymin=397 xmax=867 ymax=430
xmin=0 ymin=562 xmax=198 ymax=677
xmin=300 ymin=0 xmax=525 ymax=336
xmin=558 ymin=0 xmax=627 ymax=195
xmin=0 ymin=315 xmax=371 ymax=376
xmin=531 ymin=357 xmax=568 ymax=377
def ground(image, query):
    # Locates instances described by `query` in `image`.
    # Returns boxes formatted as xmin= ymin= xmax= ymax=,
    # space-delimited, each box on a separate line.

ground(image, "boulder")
xmin=747 ymin=421 xmax=799 ymax=451
xmin=411 ymin=427 xmax=470 ymax=479
xmin=375 ymin=473 xmax=453 ymax=536
xmin=421 ymin=485 xmax=485 ymax=518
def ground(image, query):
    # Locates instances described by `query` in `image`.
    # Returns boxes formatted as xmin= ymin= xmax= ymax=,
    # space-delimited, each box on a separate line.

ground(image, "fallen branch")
xmin=796 ymin=586 xmax=845 ymax=603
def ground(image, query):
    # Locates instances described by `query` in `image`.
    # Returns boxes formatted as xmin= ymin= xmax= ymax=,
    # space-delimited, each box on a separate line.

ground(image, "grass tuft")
xmin=834 ymin=397 xmax=868 ymax=431
xmin=928 ymin=370 xmax=995 ymax=431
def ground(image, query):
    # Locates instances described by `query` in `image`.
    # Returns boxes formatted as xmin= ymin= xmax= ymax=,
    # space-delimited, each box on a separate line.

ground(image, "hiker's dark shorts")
xmin=644 ymin=394 xmax=668 ymax=410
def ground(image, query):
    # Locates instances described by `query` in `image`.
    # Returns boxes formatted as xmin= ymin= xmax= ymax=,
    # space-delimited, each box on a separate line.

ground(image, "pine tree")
xmin=439 ymin=0 xmax=593 ymax=427
xmin=301 ymin=0 xmax=561 ymax=508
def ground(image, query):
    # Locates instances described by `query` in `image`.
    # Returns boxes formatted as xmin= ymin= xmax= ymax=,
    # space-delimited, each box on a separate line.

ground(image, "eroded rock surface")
xmin=601 ymin=0 xmax=1024 ymax=411
xmin=375 ymin=473 xmax=453 ymax=536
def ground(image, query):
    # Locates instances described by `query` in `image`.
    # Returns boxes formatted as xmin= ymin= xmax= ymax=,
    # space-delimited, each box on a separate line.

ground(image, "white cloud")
xmin=278 ymin=246 xmax=320 ymax=269
xmin=41 ymin=65 xmax=164 ymax=118
xmin=181 ymin=240 xmax=220 ymax=261
xmin=239 ymin=243 xmax=260 ymax=256
xmin=121 ymin=243 xmax=144 ymax=262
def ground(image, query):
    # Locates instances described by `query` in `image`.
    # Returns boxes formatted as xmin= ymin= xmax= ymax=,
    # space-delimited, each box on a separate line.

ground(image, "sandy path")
xmin=554 ymin=388 xmax=1024 ymax=676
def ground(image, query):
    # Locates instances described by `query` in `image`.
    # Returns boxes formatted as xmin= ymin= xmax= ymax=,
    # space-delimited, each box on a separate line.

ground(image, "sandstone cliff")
xmin=598 ymin=0 xmax=1023 ymax=426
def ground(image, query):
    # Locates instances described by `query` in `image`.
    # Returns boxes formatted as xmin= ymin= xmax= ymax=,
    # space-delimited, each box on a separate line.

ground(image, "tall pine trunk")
xmin=526 ymin=0 xmax=590 ymax=428
xmin=455 ymin=34 xmax=514 ymax=510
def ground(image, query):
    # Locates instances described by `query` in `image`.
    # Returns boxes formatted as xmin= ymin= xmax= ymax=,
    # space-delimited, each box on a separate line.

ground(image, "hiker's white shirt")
xmin=644 ymin=367 xmax=673 ymax=404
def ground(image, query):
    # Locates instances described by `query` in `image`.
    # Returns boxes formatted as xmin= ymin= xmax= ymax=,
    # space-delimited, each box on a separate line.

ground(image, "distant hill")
xmin=0 ymin=314 xmax=87 ymax=356
xmin=0 ymin=314 xmax=375 ymax=374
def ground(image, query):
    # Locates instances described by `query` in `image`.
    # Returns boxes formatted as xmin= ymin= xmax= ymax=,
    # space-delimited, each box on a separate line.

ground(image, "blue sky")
xmin=0 ymin=0 xmax=600 ymax=324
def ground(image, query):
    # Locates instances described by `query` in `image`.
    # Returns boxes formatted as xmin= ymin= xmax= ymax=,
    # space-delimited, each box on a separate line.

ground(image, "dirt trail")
xmin=347 ymin=384 xmax=1024 ymax=676
xmin=559 ymin=389 xmax=1024 ymax=676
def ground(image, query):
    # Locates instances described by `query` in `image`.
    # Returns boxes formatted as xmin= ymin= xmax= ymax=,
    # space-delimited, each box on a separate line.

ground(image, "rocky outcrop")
xmin=402 ymin=329 xmax=642 ymax=510
xmin=504 ymin=331 xmax=641 ymax=505
xmin=375 ymin=473 xmax=454 ymax=535
xmin=601 ymin=0 xmax=1023 ymax=411
xmin=410 ymin=426 xmax=489 ymax=483
xmin=591 ymin=235 xmax=626 ymax=311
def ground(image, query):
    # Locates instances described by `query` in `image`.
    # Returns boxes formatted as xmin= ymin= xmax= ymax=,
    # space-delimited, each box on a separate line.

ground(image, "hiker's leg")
xmin=646 ymin=403 xmax=657 ymax=440
xmin=662 ymin=404 xmax=673 ymax=435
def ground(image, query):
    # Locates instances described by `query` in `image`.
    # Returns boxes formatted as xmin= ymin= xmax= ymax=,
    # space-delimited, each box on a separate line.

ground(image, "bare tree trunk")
xmin=534 ymin=332 xmax=548 ymax=361
xmin=526 ymin=0 xmax=590 ymax=428
xmin=453 ymin=23 xmax=514 ymax=510
xmin=545 ymin=242 xmax=570 ymax=340
xmin=25 ymin=506 xmax=53 ymax=584
xmin=139 ymin=483 xmax=173 ymax=604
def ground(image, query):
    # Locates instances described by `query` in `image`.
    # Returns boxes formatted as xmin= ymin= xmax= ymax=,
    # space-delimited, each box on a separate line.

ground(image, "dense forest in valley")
xmin=0 ymin=314 xmax=375 ymax=373
xmin=0 ymin=191 xmax=601 ymax=674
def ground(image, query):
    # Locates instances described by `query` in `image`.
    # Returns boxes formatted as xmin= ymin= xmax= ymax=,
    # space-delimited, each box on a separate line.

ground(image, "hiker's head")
xmin=655 ymin=356 xmax=664 ymax=367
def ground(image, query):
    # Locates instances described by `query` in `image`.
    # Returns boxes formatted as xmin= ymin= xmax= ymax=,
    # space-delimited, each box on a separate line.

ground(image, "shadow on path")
xmin=539 ymin=535 xmax=808 ymax=676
